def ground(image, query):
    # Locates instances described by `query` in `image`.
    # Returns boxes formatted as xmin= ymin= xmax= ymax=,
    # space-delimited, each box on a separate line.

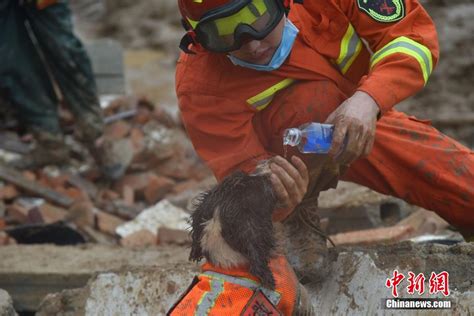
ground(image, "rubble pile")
xmin=29 ymin=242 xmax=474 ymax=315
xmin=0 ymin=96 xmax=214 ymax=248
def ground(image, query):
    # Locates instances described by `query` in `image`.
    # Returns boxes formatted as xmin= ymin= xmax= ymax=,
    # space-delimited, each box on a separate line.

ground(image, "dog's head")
xmin=189 ymin=171 xmax=278 ymax=289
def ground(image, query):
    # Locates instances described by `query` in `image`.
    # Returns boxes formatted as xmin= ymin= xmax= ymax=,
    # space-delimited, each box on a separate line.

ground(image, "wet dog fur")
xmin=189 ymin=171 xmax=279 ymax=289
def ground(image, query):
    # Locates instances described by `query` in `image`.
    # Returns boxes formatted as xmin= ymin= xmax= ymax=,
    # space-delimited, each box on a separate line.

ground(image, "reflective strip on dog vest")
xmin=201 ymin=271 xmax=282 ymax=305
xmin=370 ymin=36 xmax=433 ymax=84
xmin=335 ymin=24 xmax=363 ymax=74
xmin=246 ymin=78 xmax=295 ymax=111
xmin=195 ymin=277 xmax=225 ymax=315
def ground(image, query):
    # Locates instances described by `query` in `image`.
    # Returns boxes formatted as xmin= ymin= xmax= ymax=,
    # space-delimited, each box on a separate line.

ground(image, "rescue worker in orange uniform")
xmin=176 ymin=0 xmax=473 ymax=274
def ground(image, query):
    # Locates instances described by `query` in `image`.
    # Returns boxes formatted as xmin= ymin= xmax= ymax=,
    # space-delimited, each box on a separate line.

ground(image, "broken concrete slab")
xmin=0 ymin=289 xmax=17 ymax=316
xmin=36 ymin=242 xmax=473 ymax=315
xmin=0 ymin=244 xmax=188 ymax=311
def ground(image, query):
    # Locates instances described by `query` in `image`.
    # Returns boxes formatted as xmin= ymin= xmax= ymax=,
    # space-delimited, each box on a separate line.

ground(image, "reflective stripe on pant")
xmin=342 ymin=110 xmax=474 ymax=234
xmin=253 ymin=79 xmax=474 ymax=234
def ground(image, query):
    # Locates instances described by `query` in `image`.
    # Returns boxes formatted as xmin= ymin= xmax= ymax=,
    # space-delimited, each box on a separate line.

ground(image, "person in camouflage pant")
xmin=0 ymin=0 xmax=124 ymax=179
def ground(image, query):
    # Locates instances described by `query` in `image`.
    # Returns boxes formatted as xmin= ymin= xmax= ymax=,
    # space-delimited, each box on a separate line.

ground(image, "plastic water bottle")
xmin=283 ymin=123 xmax=334 ymax=154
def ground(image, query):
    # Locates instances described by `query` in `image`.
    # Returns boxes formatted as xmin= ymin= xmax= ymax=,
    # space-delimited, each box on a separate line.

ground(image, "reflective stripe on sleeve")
xmin=335 ymin=24 xmax=363 ymax=74
xmin=195 ymin=277 xmax=225 ymax=315
xmin=246 ymin=78 xmax=295 ymax=111
xmin=201 ymin=271 xmax=282 ymax=305
xmin=370 ymin=36 xmax=433 ymax=84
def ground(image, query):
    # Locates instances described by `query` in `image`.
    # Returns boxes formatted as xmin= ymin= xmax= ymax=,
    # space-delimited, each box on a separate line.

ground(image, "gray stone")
xmin=0 ymin=244 xmax=188 ymax=312
xmin=0 ymin=289 xmax=17 ymax=316
xmin=36 ymin=243 xmax=474 ymax=316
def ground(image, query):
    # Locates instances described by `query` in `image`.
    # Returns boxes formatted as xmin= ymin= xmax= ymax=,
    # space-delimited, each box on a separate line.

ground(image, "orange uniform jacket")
xmin=176 ymin=0 xmax=439 ymax=181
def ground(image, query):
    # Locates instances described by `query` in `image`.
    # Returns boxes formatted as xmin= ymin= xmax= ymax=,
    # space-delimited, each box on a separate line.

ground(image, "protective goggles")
xmin=185 ymin=0 xmax=285 ymax=53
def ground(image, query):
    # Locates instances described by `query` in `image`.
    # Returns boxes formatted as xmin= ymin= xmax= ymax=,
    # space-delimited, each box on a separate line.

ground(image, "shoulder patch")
xmin=357 ymin=0 xmax=405 ymax=23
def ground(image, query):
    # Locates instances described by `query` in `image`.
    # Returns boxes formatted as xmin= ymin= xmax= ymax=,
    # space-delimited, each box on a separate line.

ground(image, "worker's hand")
xmin=269 ymin=156 xmax=309 ymax=221
xmin=325 ymin=91 xmax=380 ymax=166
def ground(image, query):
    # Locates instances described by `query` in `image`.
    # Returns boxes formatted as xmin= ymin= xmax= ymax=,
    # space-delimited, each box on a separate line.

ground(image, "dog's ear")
xmin=218 ymin=173 xmax=278 ymax=289
xmin=188 ymin=190 xmax=215 ymax=262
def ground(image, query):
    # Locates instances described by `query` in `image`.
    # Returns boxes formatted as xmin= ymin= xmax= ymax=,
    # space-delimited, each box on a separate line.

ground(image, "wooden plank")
xmin=0 ymin=166 xmax=73 ymax=208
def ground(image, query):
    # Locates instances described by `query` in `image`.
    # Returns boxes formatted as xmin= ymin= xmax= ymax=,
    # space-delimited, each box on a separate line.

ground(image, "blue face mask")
xmin=227 ymin=18 xmax=299 ymax=72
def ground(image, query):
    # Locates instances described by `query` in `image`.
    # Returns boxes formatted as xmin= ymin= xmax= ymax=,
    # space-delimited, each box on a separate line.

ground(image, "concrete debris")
xmin=0 ymin=96 xmax=212 ymax=247
xmin=120 ymin=229 xmax=157 ymax=248
xmin=0 ymin=289 xmax=17 ymax=316
xmin=0 ymin=244 xmax=188 ymax=311
xmin=116 ymin=200 xmax=188 ymax=239
xmin=35 ymin=243 xmax=474 ymax=315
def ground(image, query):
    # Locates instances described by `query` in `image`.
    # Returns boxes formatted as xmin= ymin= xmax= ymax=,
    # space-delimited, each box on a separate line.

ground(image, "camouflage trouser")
xmin=0 ymin=0 xmax=103 ymax=140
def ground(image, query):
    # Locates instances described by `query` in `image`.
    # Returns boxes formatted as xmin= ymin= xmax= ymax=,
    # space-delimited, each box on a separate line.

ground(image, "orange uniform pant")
xmin=253 ymin=80 xmax=474 ymax=234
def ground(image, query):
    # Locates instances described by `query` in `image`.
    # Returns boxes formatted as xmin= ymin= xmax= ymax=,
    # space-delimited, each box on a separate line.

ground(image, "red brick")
xmin=42 ymin=173 xmax=69 ymax=189
xmin=153 ymin=107 xmax=176 ymax=128
xmin=130 ymin=128 xmax=145 ymax=152
xmin=100 ymin=189 xmax=120 ymax=201
xmin=103 ymin=95 xmax=135 ymax=116
xmin=22 ymin=171 xmax=37 ymax=182
xmin=104 ymin=120 xmax=131 ymax=140
xmin=157 ymin=227 xmax=190 ymax=245
xmin=82 ymin=168 xmax=101 ymax=182
xmin=133 ymin=106 xmax=152 ymax=125
xmin=68 ymin=200 xmax=95 ymax=229
xmin=155 ymin=157 xmax=195 ymax=181
xmin=6 ymin=203 xmax=30 ymax=224
xmin=143 ymin=176 xmax=175 ymax=204
xmin=122 ymin=185 xmax=135 ymax=206
xmin=64 ymin=187 xmax=89 ymax=200
xmin=96 ymin=210 xmax=125 ymax=236
xmin=0 ymin=185 xmax=19 ymax=200
xmin=114 ymin=172 xmax=158 ymax=196
xmin=172 ymin=179 xmax=198 ymax=194
xmin=37 ymin=203 xmax=68 ymax=224
xmin=329 ymin=225 xmax=414 ymax=246
xmin=0 ymin=231 xmax=16 ymax=246
xmin=120 ymin=229 xmax=157 ymax=248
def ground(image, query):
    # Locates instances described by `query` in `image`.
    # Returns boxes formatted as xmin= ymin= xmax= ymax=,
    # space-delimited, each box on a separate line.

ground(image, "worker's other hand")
xmin=269 ymin=156 xmax=309 ymax=222
xmin=325 ymin=91 xmax=380 ymax=165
